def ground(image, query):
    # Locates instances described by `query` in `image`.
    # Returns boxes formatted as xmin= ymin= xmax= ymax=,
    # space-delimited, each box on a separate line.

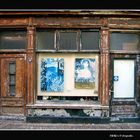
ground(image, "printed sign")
xmin=113 ymin=76 xmax=119 ymax=81
xmin=75 ymin=58 xmax=95 ymax=89
xmin=40 ymin=58 xmax=64 ymax=92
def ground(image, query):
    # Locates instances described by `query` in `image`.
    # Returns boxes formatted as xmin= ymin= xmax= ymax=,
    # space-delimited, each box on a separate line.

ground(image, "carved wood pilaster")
xmin=99 ymin=28 xmax=110 ymax=106
xmin=26 ymin=26 xmax=36 ymax=104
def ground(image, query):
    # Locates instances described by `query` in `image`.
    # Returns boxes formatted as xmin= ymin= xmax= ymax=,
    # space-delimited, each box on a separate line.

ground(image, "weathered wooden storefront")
xmin=0 ymin=10 xmax=140 ymax=122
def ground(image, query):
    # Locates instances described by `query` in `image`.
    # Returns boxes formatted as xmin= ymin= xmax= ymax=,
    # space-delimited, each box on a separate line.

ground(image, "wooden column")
xmin=100 ymin=28 xmax=110 ymax=106
xmin=27 ymin=26 xmax=35 ymax=104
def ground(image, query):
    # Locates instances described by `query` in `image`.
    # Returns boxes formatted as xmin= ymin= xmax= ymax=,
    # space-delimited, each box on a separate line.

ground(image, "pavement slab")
xmin=0 ymin=120 xmax=140 ymax=130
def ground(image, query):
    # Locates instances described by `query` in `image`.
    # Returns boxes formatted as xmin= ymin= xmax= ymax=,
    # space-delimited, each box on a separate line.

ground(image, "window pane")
xmin=81 ymin=31 xmax=99 ymax=50
xmin=9 ymin=75 xmax=15 ymax=85
xmin=0 ymin=31 xmax=26 ymax=49
xmin=59 ymin=32 xmax=77 ymax=50
xmin=9 ymin=85 xmax=15 ymax=96
xmin=110 ymin=33 xmax=140 ymax=51
xmin=36 ymin=31 xmax=55 ymax=50
xmin=9 ymin=62 xmax=16 ymax=74
xmin=9 ymin=62 xmax=16 ymax=96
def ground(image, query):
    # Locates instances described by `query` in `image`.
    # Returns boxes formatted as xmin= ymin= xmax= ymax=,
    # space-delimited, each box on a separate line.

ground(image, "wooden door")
xmin=0 ymin=54 xmax=26 ymax=115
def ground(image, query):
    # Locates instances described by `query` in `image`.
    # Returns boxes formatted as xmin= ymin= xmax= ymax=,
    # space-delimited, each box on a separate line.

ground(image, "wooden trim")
xmin=100 ymin=28 xmax=110 ymax=106
xmin=26 ymin=27 xmax=36 ymax=104
xmin=0 ymin=11 xmax=140 ymax=16
xmin=0 ymin=18 xmax=29 ymax=27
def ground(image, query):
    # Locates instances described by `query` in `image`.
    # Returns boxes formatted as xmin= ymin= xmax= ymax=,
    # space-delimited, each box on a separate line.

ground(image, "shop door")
xmin=113 ymin=59 xmax=135 ymax=98
xmin=0 ymin=54 xmax=26 ymax=115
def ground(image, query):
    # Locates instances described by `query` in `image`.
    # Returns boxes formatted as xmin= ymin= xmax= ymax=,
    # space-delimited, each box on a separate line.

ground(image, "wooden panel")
xmin=109 ymin=18 xmax=140 ymax=29
xmin=1 ymin=99 xmax=23 ymax=106
xmin=16 ymin=58 xmax=25 ymax=97
xmin=0 ymin=54 xmax=26 ymax=58
xmin=33 ymin=17 xmax=102 ymax=28
xmin=1 ymin=59 xmax=8 ymax=97
xmin=2 ymin=107 xmax=23 ymax=115
xmin=1 ymin=58 xmax=15 ymax=97
xmin=0 ymin=18 xmax=28 ymax=26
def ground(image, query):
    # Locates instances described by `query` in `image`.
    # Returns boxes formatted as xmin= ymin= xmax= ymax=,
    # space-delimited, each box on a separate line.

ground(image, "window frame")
xmin=36 ymin=28 xmax=100 ymax=99
xmin=36 ymin=29 xmax=100 ymax=52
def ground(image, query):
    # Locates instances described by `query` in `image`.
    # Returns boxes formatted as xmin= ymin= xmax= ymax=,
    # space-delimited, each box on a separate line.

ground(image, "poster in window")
xmin=75 ymin=58 xmax=95 ymax=89
xmin=40 ymin=58 xmax=64 ymax=92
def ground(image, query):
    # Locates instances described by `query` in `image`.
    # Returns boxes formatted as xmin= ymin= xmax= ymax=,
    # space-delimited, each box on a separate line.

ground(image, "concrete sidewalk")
xmin=0 ymin=119 xmax=140 ymax=130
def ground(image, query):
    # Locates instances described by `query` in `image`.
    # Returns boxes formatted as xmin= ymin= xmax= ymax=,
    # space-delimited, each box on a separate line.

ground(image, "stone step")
xmin=26 ymin=100 xmax=109 ymax=118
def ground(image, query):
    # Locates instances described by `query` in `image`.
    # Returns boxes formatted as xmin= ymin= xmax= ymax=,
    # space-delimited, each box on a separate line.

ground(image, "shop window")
xmin=0 ymin=30 xmax=27 ymax=50
xmin=37 ymin=53 xmax=99 ymax=97
xmin=36 ymin=29 xmax=99 ymax=100
xmin=110 ymin=32 xmax=140 ymax=51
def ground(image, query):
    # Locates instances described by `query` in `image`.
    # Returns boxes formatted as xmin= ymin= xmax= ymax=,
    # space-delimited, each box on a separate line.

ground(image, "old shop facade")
xmin=0 ymin=10 xmax=140 ymax=122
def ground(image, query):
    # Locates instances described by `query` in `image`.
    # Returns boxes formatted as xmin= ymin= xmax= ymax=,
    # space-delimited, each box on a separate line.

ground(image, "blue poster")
xmin=75 ymin=58 xmax=95 ymax=89
xmin=40 ymin=58 xmax=64 ymax=92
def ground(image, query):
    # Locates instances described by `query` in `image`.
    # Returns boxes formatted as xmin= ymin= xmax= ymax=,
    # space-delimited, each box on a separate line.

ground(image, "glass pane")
xmin=9 ymin=85 xmax=15 ymax=96
xmin=59 ymin=32 xmax=77 ymax=50
xmin=110 ymin=33 xmax=140 ymax=51
xmin=9 ymin=75 xmax=15 ymax=85
xmin=38 ymin=53 xmax=99 ymax=97
xmin=36 ymin=31 xmax=55 ymax=50
xmin=0 ymin=31 xmax=26 ymax=49
xmin=9 ymin=63 xmax=16 ymax=74
xmin=81 ymin=31 xmax=99 ymax=50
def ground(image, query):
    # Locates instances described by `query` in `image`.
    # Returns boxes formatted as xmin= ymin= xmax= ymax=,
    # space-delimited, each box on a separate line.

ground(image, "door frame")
xmin=110 ymin=54 xmax=137 ymax=101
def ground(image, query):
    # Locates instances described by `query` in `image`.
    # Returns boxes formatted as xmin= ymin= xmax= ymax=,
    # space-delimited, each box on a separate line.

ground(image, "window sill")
xmin=27 ymin=100 xmax=108 ymax=110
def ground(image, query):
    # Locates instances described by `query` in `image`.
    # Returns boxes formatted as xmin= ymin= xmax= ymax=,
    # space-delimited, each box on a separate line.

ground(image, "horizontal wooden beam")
xmin=0 ymin=10 xmax=140 ymax=16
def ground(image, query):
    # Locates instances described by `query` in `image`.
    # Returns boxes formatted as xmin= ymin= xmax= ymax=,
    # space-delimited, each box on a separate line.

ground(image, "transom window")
xmin=110 ymin=31 xmax=140 ymax=52
xmin=36 ymin=29 xmax=100 ymax=52
xmin=0 ymin=30 xmax=27 ymax=50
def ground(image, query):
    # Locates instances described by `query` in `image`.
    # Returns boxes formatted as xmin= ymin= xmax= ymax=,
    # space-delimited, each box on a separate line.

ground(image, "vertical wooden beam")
xmin=27 ymin=26 xmax=35 ymax=104
xmin=100 ymin=27 xmax=110 ymax=106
